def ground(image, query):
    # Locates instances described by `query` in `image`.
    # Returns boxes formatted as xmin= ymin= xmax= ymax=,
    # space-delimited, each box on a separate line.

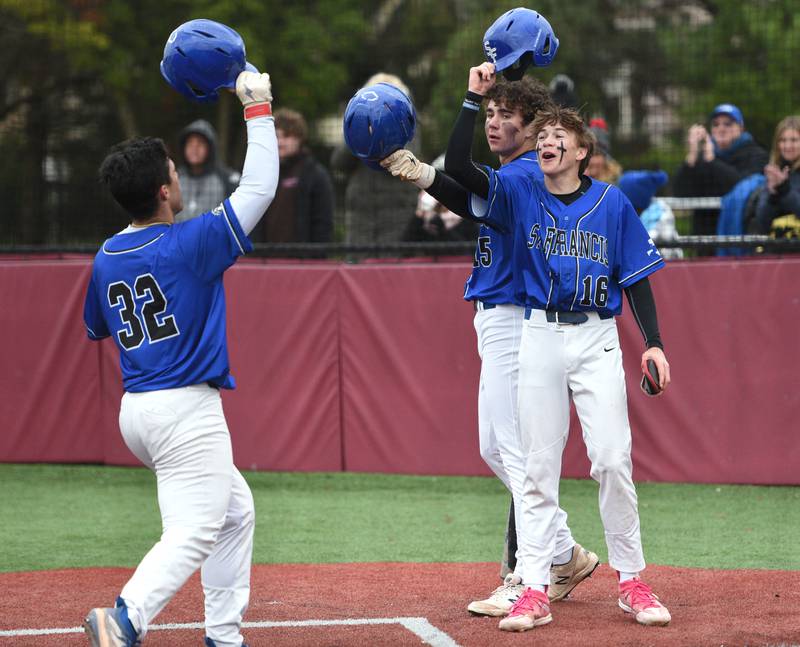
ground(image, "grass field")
xmin=1 ymin=464 xmax=798 ymax=573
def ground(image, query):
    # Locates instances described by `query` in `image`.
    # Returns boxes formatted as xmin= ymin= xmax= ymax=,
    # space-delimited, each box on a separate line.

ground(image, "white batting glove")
xmin=380 ymin=149 xmax=436 ymax=189
xmin=235 ymin=71 xmax=273 ymax=120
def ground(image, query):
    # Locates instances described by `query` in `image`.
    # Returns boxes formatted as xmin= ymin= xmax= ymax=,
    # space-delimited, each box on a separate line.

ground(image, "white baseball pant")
xmin=473 ymin=302 xmax=576 ymax=578
xmin=516 ymin=310 xmax=645 ymax=586
xmin=117 ymin=383 xmax=254 ymax=647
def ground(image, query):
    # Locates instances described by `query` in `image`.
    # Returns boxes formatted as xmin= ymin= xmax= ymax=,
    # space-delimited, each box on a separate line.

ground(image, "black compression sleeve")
xmin=426 ymin=171 xmax=472 ymax=219
xmin=624 ymin=277 xmax=664 ymax=350
xmin=444 ymin=91 xmax=490 ymax=199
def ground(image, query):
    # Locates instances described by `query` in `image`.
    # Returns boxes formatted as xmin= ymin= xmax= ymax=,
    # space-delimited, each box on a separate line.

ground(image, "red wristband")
xmin=244 ymin=103 xmax=272 ymax=120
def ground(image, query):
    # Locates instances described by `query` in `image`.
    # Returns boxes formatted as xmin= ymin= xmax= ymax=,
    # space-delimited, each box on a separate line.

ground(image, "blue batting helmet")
xmin=160 ymin=19 xmax=258 ymax=103
xmin=343 ymin=83 xmax=417 ymax=170
xmin=483 ymin=8 xmax=559 ymax=81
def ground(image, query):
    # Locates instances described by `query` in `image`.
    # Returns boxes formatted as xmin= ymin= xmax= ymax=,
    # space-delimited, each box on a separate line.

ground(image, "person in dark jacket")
xmin=250 ymin=108 xmax=334 ymax=244
xmin=673 ymin=103 xmax=768 ymax=239
xmin=753 ymin=115 xmax=800 ymax=239
xmin=175 ymin=119 xmax=241 ymax=222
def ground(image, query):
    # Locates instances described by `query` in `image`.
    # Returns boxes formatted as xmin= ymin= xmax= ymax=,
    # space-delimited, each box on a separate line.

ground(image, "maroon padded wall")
xmin=0 ymin=256 xmax=797 ymax=484
xmin=337 ymin=264 xmax=482 ymax=475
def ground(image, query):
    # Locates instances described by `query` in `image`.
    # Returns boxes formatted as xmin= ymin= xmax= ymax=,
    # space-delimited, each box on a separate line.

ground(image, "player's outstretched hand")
xmin=236 ymin=71 xmax=272 ymax=119
xmin=468 ymin=62 xmax=496 ymax=96
xmin=380 ymin=149 xmax=435 ymax=189
xmin=640 ymin=347 xmax=670 ymax=396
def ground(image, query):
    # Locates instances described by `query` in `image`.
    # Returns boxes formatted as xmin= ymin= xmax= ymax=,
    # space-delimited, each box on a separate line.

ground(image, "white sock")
xmin=619 ymin=571 xmax=639 ymax=582
xmin=552 ymin=546 xmax=574 ymax=566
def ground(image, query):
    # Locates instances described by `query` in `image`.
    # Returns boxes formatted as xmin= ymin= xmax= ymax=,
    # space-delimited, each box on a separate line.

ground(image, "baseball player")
xmin=81 ymin=69 xmax=276 ymax=647
xmin=449 ymin=62 xmax=672 ymax=632
xmin=381 ymin=74 xmax=598 ymax=616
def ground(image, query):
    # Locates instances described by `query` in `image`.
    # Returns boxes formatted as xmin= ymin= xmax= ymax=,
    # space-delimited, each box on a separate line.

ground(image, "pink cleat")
xmin=618 ymin=577 xmax=671 ymax=626
xmin=497 ymin=587 xmax=552 ymax=632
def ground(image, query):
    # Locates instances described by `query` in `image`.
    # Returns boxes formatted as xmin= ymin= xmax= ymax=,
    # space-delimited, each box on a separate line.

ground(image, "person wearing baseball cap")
xmin=710 ymin=103 xmax=744 ymax=127
xmin=673 ymin=102 xmax=768 ymax=250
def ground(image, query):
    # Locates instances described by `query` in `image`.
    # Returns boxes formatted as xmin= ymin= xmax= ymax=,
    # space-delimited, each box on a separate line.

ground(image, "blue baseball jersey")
xmin=83 ymin=199 xmax=252 ymax=392
xmin=463 ymin=154 xmax=542 ymax=305
xmin=482 ymin=175 xmax=664 ymax=315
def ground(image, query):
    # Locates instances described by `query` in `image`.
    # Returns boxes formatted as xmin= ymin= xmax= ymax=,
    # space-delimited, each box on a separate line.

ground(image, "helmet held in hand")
xmin=343 ymin=83 xmax=417 ymax=170
xmin=161 ymin=19 xmax=258 ymax=103
xmin=483 ymin=8 xmax=559 ymax=81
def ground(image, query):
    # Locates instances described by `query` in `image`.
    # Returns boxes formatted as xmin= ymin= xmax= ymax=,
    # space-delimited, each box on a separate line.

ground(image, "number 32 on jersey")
xmin=107 ymin=273 xmax=180 ymax=350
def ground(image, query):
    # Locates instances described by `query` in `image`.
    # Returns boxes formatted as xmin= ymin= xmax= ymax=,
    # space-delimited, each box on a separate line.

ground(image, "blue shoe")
xmin=205 ymin=638 xmax=249 ymax=647
xmin=83 ymin=597 xmax=138 ymax=646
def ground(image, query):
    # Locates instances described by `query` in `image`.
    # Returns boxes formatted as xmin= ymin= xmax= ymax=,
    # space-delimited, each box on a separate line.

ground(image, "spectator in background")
xmin=175 ymin=119 xmax=241 ymax=222
xmin=330 ymin=72 xmax=419 ymax=245
xmin=584 ymin=118 xmax=622 ymax=184
xmin=673 ymin=103 xmax=768 ymax=237
xmin=403 ymin=190 xmax=479 ymax=242
xmin=250 ymin=108 xmax=334 ymax=243
xmin=619 ymin=170 xmax=683 ymax=259
xmin=753 ymin=115 xmax=800 ymax=240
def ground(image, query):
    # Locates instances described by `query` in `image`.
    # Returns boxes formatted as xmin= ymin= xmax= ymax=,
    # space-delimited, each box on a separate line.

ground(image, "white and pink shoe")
xmin=618 ymin=577 xmax=671 ymax=626
xmin=498 ymin=587 xmax=552 ymax=632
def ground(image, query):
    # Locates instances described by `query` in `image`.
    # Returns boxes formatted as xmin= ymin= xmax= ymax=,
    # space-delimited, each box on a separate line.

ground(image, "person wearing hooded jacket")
xmin=673 ymin=103 xmax=768 ymax=240
xmin=175 ymin=119 xmax=241 ymax=223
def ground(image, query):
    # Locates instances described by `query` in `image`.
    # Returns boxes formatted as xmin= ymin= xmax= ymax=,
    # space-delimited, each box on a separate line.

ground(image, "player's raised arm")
xmin=228 ymin=71 xmax=279 ymax=236
xmin=379 ymin=149 xmax=477 ymax=220
xmin=444 ymin=63 xmax=496 ymax=200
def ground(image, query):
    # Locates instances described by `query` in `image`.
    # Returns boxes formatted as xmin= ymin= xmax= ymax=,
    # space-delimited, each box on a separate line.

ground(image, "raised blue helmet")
xmin=160 ymin=19 xmax=258 ymax=103
xmin=483 ymin=8 xmax=559 ymax=81
xmin=343 ymin=83 xmax=417 ymax=170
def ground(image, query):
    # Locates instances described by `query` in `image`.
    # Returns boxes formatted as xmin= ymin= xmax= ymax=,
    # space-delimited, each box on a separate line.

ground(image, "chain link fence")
xmin=1 ymin=1 xmax=798 ymax=256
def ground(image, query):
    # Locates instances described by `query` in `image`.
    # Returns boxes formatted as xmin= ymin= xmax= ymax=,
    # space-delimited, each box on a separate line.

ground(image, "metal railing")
xmin=1 ymin=236 xmax=798 ymax=259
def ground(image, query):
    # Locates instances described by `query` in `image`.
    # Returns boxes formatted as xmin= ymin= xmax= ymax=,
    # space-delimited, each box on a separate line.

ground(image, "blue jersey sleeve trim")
xmin=485 ymin=173 xmax=501 ymax=219
xmin=222 ymin=199 xmax=253 ymax=256
xmin=618 ymin=257 xmax=665 ymax=287
xmin=85 ymin=324 xmax=108 ymax=341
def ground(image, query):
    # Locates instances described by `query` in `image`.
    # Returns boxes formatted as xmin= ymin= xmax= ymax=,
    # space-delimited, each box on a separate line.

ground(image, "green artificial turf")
xmin=0 ymin=464 xmax=797 ymax=573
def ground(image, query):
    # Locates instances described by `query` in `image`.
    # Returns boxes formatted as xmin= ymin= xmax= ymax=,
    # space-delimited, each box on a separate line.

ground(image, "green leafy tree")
xmin=661 ymin=0 xmax=800 ymax=149
xmin=0 ymin=0 xmax=373 ymax=243
xmin=2 ymin=0 xmax=799 ymax=245
xmin=424 ymin=0 xmax=672 ymax=163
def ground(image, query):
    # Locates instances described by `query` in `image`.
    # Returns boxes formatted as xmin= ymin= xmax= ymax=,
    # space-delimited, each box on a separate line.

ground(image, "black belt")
xmin=524 ymin=307 xmax=587 ymax=324
xmin=473 ymin=301 xmax=497 ymax=312
xmin=524 ymin=307 xmax=614 ymax=323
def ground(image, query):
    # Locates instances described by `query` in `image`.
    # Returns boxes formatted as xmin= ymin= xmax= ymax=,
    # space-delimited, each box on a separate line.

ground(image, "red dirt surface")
xmin=1 ymin=562 xmax=799 ymax=646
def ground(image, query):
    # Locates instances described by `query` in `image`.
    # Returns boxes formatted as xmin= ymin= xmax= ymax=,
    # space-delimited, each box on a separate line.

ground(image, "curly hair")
xmin=98 ymin=137 xmax=170 ymax=219
xmin=485 ymin=77 xmax=555 ymax=125
xmin=532 ymin=105 xmax=595 ymax=175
